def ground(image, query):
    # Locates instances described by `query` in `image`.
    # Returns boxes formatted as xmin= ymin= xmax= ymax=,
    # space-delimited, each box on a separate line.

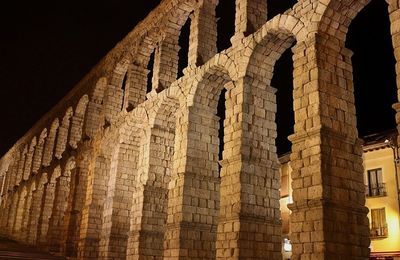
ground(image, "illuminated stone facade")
xmin=1 ymin=0 xmax=400 ymax=259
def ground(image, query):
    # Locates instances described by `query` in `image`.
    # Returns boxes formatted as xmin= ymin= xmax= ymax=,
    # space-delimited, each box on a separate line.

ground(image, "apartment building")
xmin=280 ymin=131 xmax=400 ymax=259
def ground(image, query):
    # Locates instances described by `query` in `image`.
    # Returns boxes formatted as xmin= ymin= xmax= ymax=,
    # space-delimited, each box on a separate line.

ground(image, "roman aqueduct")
xmin=1 ymin=0 xmax=399 ymax=259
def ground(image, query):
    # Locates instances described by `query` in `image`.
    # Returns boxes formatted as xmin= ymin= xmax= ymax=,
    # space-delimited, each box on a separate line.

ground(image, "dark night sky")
xmin=0 ymin=0 xmax=397 ymax=157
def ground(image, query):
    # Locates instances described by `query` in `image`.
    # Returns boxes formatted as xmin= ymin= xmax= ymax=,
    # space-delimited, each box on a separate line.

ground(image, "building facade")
xmin=280 ymin=131 xmax=400 ymax=260
xmin=1 ymin=0 xmax=400 ymax=259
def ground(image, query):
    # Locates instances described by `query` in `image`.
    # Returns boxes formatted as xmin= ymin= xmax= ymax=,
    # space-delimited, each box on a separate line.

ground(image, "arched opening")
xmin=69 ymin=95 xmax=89 ymax=148
xmin=147 ymin=50 xmax=155 ymax=95
xmin=244 ymin=24 xmax=298 ymax=257
xmin=216 ymin=0 xmax=235 ymax=52
xmin=273 ymin=44 xmax=296 ymax=156
xmin=345 ymin=0 xmax=399 ymax=255
xmin=346 ymin=0 xmax=397 ymax=137
xmin=55 ymin=107 xmax=73 ymax=159
xmin=267 ymin=0 xmax=297 ymax=20
xmin=270 ymin=42 xmax=296 ymax=257
xmin=121 ymin=71 xmax=129 ymax=110
xmin=23 ymin=137 xmax=37 ymax=181
xmin=217 ymin=88 xmax=227 ymax=175
xmin=178 ymin=16 xmax=191 ymax=78
xmin=32 ymin=128 xmax=47 ymax=173
xmin=43 ymin=119 xmax=59 ymax=166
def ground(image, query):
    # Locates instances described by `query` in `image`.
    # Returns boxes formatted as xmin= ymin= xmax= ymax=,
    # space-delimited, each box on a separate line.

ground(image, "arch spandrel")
xmin=184 ymin=57 xmax=237 ymax=110
xmin=317 ymin=0 xmax=371 ymax=42
xmin=241 ymin=14 xmax=306 ymax=81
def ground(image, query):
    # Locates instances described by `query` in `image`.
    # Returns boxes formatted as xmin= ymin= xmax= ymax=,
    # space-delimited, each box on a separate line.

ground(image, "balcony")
xmin=365 ymin=183 xmax=387 ymax=197
xmin=370 ymin=226 xmax=388 ymax=239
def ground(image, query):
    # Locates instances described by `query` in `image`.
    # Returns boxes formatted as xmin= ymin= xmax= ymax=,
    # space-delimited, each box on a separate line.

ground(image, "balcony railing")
xmin=370 ymin=226 xmax=388 ymax=239
xmin=365 ymin=183 xmax=387 ymax=197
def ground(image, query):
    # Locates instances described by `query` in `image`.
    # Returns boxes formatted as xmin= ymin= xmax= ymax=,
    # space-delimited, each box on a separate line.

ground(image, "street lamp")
xmin=384 ymin=138 xmax=400 ymax=215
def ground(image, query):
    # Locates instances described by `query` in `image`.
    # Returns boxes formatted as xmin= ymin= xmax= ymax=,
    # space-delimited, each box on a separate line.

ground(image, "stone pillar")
xmin=215 ymin=77 xmax=281 ymax=259
xmin=0 ymin=173 xmax=6 ymax=198
xmin=48 ymin=174 xmax=71 ymax=253
xmin=99 ymin=143 xmax=137 ymax=259
xmin=70 ymin=115 xmax=85 ymax=149
xmin=60 ymin=169 xmax=79 ymax=257
xmin=127 ymin=63 xmax=148 ymax=108
xmin=152 ymin=34 xmax=180 ymax=93
xmin=163 ymin=106 xmax=220 ymax=259
xmin=23 ymin=140 xmax=36 ymax=181
xmin=234 ymin=0 xmax=267 ymax=40
xmin=32 ymin=133 xmax=46 ymax=174
xmin=42 ymin=120 xmax=59 ymax=167
xmin=288 ymin=36 xmax=370 ymax=259
xmin=20 ymin=182 xmax=35 ymax=242
xmin=10 ymin=154 xmax=20 ymax=189
xmin=126 ymin=123 xmax=175 ymax=259
xmin=0 ymin=192 xmax=11 ymax=233
xmin=78 ymin=153 xmax=111 ymax=259
xmin=85 ymin=101 xmax=103 ymax=137
xmin=0 ymin=192 xmax=6 ymax=231
xmin=62 ymin=152 xmax=90 ymax=258
xmin=13 ymin=186 xmax=27 ymax=240
xmin=2 ymin=195 xmax=11 ymax=231
xmin=55 ymin=110 xmax=73 ymax=159
xmin=187 ymin=0 xmax=218 ymax=68
xmin=16 ymin=147 xmax=28 ymax=185
xmin=37 ymin=169 xmax=60 ymax=246
xmin=103 ymin=85 xmax=124 ymax=124
xmin=27 ymin=173 xmax=47 ymax=245
xmin=7 ymin=191 xmax=19 ymax=236
xmin=389 ymin=2 xmax=400 ymax=143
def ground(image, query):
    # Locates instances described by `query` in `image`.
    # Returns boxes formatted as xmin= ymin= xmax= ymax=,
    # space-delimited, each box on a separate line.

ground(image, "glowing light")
xmin=283 ymin=238 xmax=292 ymax=252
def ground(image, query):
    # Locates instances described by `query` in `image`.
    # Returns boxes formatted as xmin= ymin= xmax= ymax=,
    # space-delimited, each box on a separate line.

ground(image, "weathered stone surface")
xmin=0 ymin=0 xmax=396 ymax=259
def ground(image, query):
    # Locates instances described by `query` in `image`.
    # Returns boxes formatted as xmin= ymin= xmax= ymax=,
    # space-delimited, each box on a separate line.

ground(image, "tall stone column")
xmin=7 ymin=191 xmax=19 ymax=236
xmin=16 ymin=147 xmax=27 ymax=185
xmin=187 ymin=0 xmax=218 ymax=69
xmin=127 ymin=63 xmax=148 ymax=108
xmin=27 ymin=173 xmax=47 ymax=245
xmin=48 ymin=174 xmax=71 ymax=253
xmin=67 ymin=154 xmax=90 ymax=257
xmin=99 ymin=143 xmax=137 ymax=259
xmin=103 ymin=85 xmax=124 ymax=124
xmin=0 ymin=192 xmax=9 ymax=232
xmin=23 ymin=140 xmax=36 ymax=181
xmin=126 ymin=123 xmax=175 ymax=259
xmin=9 ymin=154 xmax=20 ymax=189
xmin=163 ymin=106 xmax=220 ymax=260
xmin=234 ymin=0 xmax=267 ymax=41
xmin=216 ymin=77 xmax=282 ymax=260
xmin=78 ymin=153 xmax=111 ymax=259
xmin=152 ymin=34 xmax=180 ymax=93
xmin=389 ymin=2 xmax=400 ymax=144
xmin=288 ymin=36 xmax=370 ymax=259
xmin=37 ymin=169 xmax=59 ymax=246
xmin=20 ymin=182 xmax=35 ymax=242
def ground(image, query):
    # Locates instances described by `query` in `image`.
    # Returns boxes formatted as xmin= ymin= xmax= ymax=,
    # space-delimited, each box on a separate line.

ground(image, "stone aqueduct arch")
xmin=0 ymin=0 xmax=399 ymax=259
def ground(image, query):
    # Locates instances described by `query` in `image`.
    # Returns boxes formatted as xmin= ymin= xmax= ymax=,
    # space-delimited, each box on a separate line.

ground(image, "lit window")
xmin=370 ymin=208 xmax=388 ymax=239
xmin=366 ymin=168 xmax=387 ymax=197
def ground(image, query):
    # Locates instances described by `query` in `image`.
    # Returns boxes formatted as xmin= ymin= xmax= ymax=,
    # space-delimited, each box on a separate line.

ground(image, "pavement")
xmin=0 ymin=236 xmax=66 ymax=259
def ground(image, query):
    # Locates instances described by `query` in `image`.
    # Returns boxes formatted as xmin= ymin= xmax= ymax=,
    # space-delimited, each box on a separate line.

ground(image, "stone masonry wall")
xmin=0 ymin=0 xmax=399 ymax=259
